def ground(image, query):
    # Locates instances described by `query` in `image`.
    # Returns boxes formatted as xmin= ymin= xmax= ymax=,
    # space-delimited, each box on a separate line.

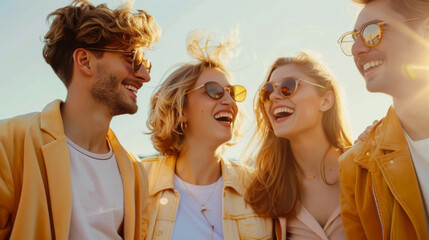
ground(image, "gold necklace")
xmin=302 ymin=145 xmax=338 ymax=184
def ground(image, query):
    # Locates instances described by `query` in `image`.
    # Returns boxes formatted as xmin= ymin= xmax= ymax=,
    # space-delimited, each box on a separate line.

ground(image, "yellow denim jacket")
xmin=141 ymin=155 xmax=273 ymax=239
xmin=339 ymin=106 xmax=428 ymax=240
xmin=0 ymin=100 xmax=148 ymax=239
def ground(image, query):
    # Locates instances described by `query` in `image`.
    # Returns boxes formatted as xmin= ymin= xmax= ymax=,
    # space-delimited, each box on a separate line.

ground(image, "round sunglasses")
xmin=337 ymin=18 xmax=421 ymax=56
xmin=260 ymin=77 xmax=324 ymax=103
xmin=86 ymin=48 xmax=151 ymax=73
xmin=186 ymin=81 xmax=247 ymax=102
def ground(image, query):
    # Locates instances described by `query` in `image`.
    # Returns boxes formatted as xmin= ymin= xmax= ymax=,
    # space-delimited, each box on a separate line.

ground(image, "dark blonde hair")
xmin=353 ymin=0 xmax=429 ymax=18
xmin=147 ymin=30 xmax=242 ymax=156
xmin=244 ymin=52 xmax=352 ymax=218
xmin=43 ymin=0 xmax=161 ymax=87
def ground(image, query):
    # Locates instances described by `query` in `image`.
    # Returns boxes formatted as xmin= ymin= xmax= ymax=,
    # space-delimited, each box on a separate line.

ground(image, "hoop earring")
xmin=180 ymin=121 xmax=188 ymax=133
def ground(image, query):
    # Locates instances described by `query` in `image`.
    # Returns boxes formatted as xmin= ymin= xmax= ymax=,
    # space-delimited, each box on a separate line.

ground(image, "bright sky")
xmin=0 ymin=0 xmax=392 ymax=160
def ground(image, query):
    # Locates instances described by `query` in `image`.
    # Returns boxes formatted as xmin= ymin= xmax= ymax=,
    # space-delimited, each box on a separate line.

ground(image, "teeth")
xmin=363 ymin=60 xmax=383 ymax=72
xmin=214 ymin=112 xmax=233 ymax=120
xmin=273 ymin=107 xmax=294 ymax=115
xmin=125 ymin=85 xmax=138 ymax=93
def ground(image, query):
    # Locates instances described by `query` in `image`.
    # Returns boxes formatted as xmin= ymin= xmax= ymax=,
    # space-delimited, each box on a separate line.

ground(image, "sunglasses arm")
xmin=185 ymin=84 xmax=205 ymax=94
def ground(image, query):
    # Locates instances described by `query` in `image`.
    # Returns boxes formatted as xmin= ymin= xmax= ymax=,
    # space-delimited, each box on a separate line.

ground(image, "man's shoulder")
xmin=339 ymin=141 xmax=364 ymax=170
xmin=339 ymin=115 xmax=387 ymax=172
xmin=0 ymin=100 xmax=62 ymax=136
xmin=140 ymin=155 xmax=162 ymax=170
xmin=0 ymin=112 xmax=42 ymax=136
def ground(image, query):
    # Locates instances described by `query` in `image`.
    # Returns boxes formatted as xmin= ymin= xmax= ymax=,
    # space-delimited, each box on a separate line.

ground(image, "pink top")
xmin=278 ymin=206 xmax=346 ymax=240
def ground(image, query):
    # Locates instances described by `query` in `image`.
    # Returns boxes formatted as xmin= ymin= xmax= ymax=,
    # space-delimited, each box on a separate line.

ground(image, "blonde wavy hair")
xmin=352 ymin=0 xmax=429 ymax=18
xmin=147 ymin=29 xmax=243 ymax=156
xmin=43 ymin=0 xmax=161 ymax=87
xmin=244 ymin=52 xmax=352 ymax=218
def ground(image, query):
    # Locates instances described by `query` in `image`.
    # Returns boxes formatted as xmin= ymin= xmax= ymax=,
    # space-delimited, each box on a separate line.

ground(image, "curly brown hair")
xmin=43 ymin=0 xmax=161 ymax=87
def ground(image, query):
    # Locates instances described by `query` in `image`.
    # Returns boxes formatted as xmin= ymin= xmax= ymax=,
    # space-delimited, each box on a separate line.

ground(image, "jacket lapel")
xmin=40 ymin=100 xmax=72 ymax=240
xmin=108 ymin=129 xmax=136 ymax=239
xmin=374 ymin=107 xmax=426 ymax=234
xmin=148 ymin=155 xmax=176 ymax=196
xmin=221 ymin=158 xmax=245 ymax=196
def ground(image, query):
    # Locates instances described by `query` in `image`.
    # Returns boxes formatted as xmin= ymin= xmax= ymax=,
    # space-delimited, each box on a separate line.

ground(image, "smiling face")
xmin=263 ymin=64 xmax=327 ymax=139
xmin=90 ymin=50 xmax=151 ymax=116
xmin=352 ymin=0 xmax=429 ymax=97
xmin=183 ymin=68 xmax=238 ymax=149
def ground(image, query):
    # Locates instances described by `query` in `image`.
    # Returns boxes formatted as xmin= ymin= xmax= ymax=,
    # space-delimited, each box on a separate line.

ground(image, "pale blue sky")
xmin=0 ymin=0 xmax=391 ymax=159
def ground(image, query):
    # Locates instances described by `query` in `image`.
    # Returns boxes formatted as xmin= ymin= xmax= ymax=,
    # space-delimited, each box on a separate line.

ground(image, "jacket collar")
xmin=149 ymin=155 xmax=246 ymax=196
xmin=355 ymin=106 xmax=408 ymax=167
xmin=40 ymin=99 xmax=66 ymax=139
xmin=376 ymin=106 xmax=408 ymax=151
xmin=108 ymin=130 xmax=137 ymax=239
xmin=39 ymin=100 xmax=71 ymax=239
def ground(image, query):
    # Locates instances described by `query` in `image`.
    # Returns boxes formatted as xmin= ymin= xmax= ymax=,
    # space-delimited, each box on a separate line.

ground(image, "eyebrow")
xmin=353 ymin=19 xmax=384 ymax=32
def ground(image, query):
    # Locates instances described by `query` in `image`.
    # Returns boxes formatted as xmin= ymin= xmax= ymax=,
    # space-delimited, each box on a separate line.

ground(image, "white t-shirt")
xmin=67 ymin=138 xmax=124 ymax=240
xmin=172 ymin=174 xmax=224 ymax=240
xmin=404 ymin=131 xmax=429 ymax=234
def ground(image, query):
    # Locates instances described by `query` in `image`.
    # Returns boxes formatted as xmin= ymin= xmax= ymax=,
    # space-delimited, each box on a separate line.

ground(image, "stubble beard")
xmin=90 ymin=68 xmax=138 ymax=116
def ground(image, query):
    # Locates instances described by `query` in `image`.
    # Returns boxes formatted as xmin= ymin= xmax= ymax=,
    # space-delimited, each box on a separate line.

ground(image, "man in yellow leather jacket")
xmin=0 ymin=1 xmax=160 ymax=239
xmin=337 ymin=0 xmax=429 ymax=239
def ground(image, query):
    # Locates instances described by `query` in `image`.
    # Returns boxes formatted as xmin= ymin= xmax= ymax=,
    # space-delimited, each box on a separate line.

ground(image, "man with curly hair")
xmin=0 ymin=0 xmax=160 ymax=239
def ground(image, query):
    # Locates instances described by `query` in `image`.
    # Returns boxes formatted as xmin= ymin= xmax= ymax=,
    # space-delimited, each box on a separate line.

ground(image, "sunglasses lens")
xmin=280 ymin=78 xmax=297 ymax=97
xmin=362 ymin=24 xmax=382 ymax=47
xmin=205 ymin=82 xmax=224 ymax=99
xmin=340 ymin=34 xmax=355 ymax=56
xmin=260 ymin=83 xmax=274 ymax=103
xmin=133 ymin=50 xmax=143 ymax=72
xmin=231 ymin=85 xmax=247 ymax=102
xmin=144 ymin=59 xmax=152 ymax=73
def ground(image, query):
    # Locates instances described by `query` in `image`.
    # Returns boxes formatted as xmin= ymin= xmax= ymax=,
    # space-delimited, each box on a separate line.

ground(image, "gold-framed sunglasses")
xmin=86 ymin=48 xmax=151 ymax=73
xmin=337 ymin=18 xmax=421 ymax=56
xmin=260 ymin=77 xmax=324 ymax=103
xmin=186 ymin=81 xmax=247 ymax=102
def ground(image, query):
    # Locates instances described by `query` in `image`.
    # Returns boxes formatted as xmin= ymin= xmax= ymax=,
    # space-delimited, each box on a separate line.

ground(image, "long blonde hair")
xmin=244 ymin=52 xmax=352 ymax=218
xmin=147 ymin=29 xmax=243 ymax=156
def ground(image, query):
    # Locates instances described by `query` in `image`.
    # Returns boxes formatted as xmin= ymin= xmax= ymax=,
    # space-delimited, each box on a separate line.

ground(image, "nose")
xmin=269 ymin=85 xmax=283 ymax=102
xmin=220 ymin=91 xmax=237 ymax=108
xmin=133 ymin=65 xmax=151 ymax=83
xmin=351 ymin=34 xmax=371 ymax=57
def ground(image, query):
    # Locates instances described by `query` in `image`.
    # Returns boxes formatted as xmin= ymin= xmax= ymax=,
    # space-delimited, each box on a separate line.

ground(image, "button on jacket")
xmin=339 ymin=106 xmax=428 ymax=240
xmin=0 ymin=100 xmax=148 ymax=240
xmin=141 ymin=155 xmax=273 ymax=239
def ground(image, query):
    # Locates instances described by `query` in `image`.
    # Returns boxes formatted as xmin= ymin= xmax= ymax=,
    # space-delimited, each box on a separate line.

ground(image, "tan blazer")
xmin=0 ymin=100 xmax=148 ymax=240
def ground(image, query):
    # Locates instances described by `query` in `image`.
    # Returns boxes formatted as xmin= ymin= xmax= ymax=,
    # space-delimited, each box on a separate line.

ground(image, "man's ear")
xmin=73 ymin=48 xmax=94 ymax=76
xmin=320 ymin=90 xmax=335 ymax=112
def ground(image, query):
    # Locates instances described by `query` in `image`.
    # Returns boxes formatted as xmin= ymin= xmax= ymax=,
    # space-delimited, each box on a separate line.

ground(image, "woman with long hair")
xmin=245 ymin=52 xmax=352 ymax=239
xmin=142 ymin=30 xmax=273 ymax=240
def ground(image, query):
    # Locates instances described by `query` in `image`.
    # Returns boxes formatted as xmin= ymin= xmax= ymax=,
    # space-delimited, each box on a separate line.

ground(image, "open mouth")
xmin=214 ymin=112 xmax=233 ymax=125
xmin=363 ymin=60 xmax=383 ymax=73
xmin=273 ymin=107 xmax=294 ymax=120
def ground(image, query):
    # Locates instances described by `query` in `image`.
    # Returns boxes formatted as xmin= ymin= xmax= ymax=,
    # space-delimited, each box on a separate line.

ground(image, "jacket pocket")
xmin=230 ymin=213 xmax=273 ymax=239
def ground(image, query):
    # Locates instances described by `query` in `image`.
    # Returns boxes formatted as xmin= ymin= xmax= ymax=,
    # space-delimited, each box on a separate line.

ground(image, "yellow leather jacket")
xmin=141 ymin=155 xmax=273 ymax=239
xmin=0 ymin=100 xmax=148 ymax=239
xmin=339 ymin=107 xmax=428 ymax=240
